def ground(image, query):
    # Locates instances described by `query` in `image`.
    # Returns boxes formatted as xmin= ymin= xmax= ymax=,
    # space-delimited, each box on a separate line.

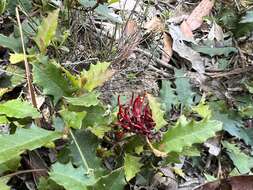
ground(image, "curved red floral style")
xmin=117 ymin=94 xmax=155 ymax=138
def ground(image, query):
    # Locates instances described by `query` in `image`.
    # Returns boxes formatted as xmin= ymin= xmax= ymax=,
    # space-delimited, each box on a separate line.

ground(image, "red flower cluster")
xmin=117 ymin=94 xmax=155 ymax=138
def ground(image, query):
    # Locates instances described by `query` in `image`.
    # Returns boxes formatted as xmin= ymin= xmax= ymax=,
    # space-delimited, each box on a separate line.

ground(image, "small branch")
xmin=2 ymin=169 xmax=47 ymax=178
xmin=16 ymin=7 xmax=37 ymax=108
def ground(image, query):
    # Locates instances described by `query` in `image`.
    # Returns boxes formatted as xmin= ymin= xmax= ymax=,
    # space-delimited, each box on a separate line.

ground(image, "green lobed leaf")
xmin=0 ymin=64 xmax=25 ymax=86
xmin=0 ymin=156 xmax=20 ymax=174
xmin=81 ymin=105 xmax=111 ymax=128
xmin=159 ymin=80 xmax=177 ymax=112
xmin=0 ymin=177 xmax=10 ymax=190
xmin=192 ymin=45 xmax=237 ymax=57
xmin=0 ymin=34 xmax=21 ymax=52
xmin=174 ymin=70 xmax=195 ymax=107
xmin=0 ymin=125 xmax=62 ymax=165
xmin=0 ymin=115 xmax=9 ymax=125
xmin=192 ymin=100 xmax=212 ymax=119
xmin=81 ymin=62 xmax=113 ymax=92
xmin=210 ymin=101 xmax=253 ymax=147
xmin=69 ymin=130 xmax=105 ymax=177
xmin=240 ymin=11 xmax=253 ymax=23
xmin=6 ymin=0 xmax=32 ymax=15
xmin=147 ymin=94 xmax=167 ymax=130
xmin=88 ymin=125 xmax=111 ymax=139
xmin=79 ymin=0 xmax=122 ymax=23
xmin=0 ymin=64 xmax=25 ymax=97
xmin=0 ymin=99 xmax=40 ymax=118
xmin=34 ymin=9 xmax=59 ymax=53
xmin=50 ymin=162 xmax=96 ymax=190
xmin=9 ymin=53 xmax=35 ymax=64
xmin=157 ymin=116 xmax=222 ymax=153
xmin=33 ymin=62 xmax=75 ymax=105
xmin=38 ymin=177 xmax=64 ymax=190
xmin=222 ymin=141 xmax=253 ymax=174
xmin=78 ymin=0 xmax=96 ymax=8
xmin=95 ymin=4 xmax=122 ymax=23
xmin=60 ymin=109 xmax=87 ymax=129
xmin=124 ymin=154 xmax=142 ymax=181
xmin=64 ymin=91 xmax=100 ymax=107
xmin=92 ymin=168 xmax=126 ymax=190
xmin=0 ymin=0 xmax=7 ymax=14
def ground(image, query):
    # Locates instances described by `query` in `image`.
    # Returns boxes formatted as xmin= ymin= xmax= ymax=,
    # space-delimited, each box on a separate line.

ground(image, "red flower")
xmin=117 ymin=94 xmax=155 ymax=138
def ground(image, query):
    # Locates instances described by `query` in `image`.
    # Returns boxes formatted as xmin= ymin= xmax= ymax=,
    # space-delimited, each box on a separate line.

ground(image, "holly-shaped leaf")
xmin=147 ymin=94 xmax=167 ymax=130
xmin=174 ymin=69 xmax=195 ymax=107
xmin=223 ymin=141 xmax=253 ymax=174
xmin=210 ymin=101 xmax=253 ymax=147
xmin=63 ymin=91 xmax=100 ymax=107
xmin=192 ymin=45 xmax=237 ymax=57
xmin=33 ymin=62 xmax=75 ymax=104
xmin=34 ymin=9 xmax=59 ymax=53
xmin=60 ymin=109 xmax=86 ymax=129
xmin=69 ymin=130 xmax=105 ymax=177
xmin=0 ymin=125 xmax=61 ymax=165
xmin=0 ymin=34 xmax=21 ymax=52
xmin=37 ymin=177 xmax=63 ymax=190
xmin=81 ymin=62 xmax=114 ymax=92
xmin=157 ymin=116 xmax=222 ymax=153
xmin=159 ymin=80 xmax=177 ymax=112
xmin=49 ymin=162 xmax=96 ymax=190
xmin=82 ymin=105 xmax=111 ymax=128
xmin=88 ymin=125 xmax=111 ymax=139
xmin=92 ymin=168 xmax=126 ymax=190
xmin=124 ymin=154 xmax=142 ymax=181
xmin=192 ymin=100 xmax=212 ymax=119
xmin=0 ymin=99 xmax=40 ymax=118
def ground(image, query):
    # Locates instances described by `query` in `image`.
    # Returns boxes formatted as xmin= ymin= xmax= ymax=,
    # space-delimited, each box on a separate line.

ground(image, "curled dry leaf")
xmin=162 ymin=33 xmax=173 ymax=63
xmin=170 ymin=25 xmax=205 ymax=73
xmin=180 ymin=0 xmax=214 ymax=36
xmin=144 ymin=17 xmax=173 ymax=63
xmin=146 ymin=137 xmax=167 ymax=158
xmin=194 ymin=176 xmax=253 ymax=190
xmin=208 ymin=21 xmax=224 ymax=42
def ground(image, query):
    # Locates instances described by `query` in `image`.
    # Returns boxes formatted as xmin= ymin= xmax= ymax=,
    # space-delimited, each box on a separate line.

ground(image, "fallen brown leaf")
xmin=180 ymin=0 xmax=214 ymax=36
xmin=208 ymin=21 xmax=224 ymax=41
xmin=124 ymin=20 xmax=139 ymax=38
xmin=194 ymin=176 xmax=253 ymax=190
xmin=162 ymin=32 xmax=173 ymax=63
xmin=144 ymin=16 xmax=165 ymax=33
xmin=180 ymin=20 xmax=194 ymax=38
xmin=169 ymin=25 xmax=205 ymax=73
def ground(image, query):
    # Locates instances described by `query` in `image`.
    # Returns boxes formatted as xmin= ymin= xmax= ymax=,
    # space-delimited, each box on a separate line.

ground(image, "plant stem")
xmin=2 ymin=169 xmax=47 ymax=178
xmin=15 ymin=7 xmax=37 ymax=109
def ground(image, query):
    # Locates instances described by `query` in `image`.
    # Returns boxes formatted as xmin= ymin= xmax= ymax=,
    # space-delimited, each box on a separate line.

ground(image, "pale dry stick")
xmin=16 ymin=7 xmax=37 ymax=108
xmin=206 ymin=66 xmax=253 ymax=78
xmin=3 ymin=169 xmax=47 ymax=178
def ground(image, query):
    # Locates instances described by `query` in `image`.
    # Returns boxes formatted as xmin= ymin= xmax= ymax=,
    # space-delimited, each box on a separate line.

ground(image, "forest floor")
xmin=1 ymin=0 xmax=253 ymax=190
